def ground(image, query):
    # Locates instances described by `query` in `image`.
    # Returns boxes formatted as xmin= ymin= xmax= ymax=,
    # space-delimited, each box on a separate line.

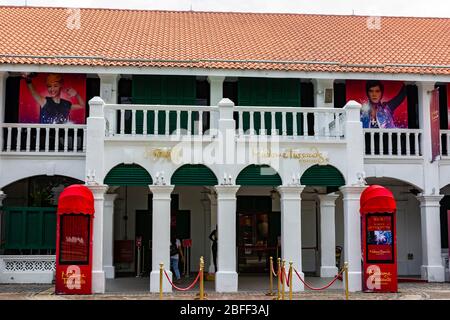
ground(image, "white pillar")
xmin=339 ymin=185 xmax=367 ymax=292
xmin=343 ymin=100 xmax=365 ymax=186
xmin=278 ymin=185 xmax=305 ymax=292
xmin=417 ymin=195 xmax=445 ymax=282
xmin=214 ymin=185 xmax=240 ymax=292
xmin=87 ymin=184 xmax=108 ymax=293
xmin=103 ymin=193 xmax=117 ymax=279
xmin=313 ymin=79 xmax=334 ymax=108
xmin=149 ymin=185 xmax=174 ymax=293
xmin=86 ymin=97 xmax=106 ymax=183
xmin=417 ymin=82 xmax=440 ymax=195
xmin=207 ymin=191 xmax=218 ymax=274
xmin=98 ymin=74 xmax=120 ymax=104
xmin=208 ymin=76 xmax=225 ymax=132
xmin=318 ymin=193 xmax=339 ymax=277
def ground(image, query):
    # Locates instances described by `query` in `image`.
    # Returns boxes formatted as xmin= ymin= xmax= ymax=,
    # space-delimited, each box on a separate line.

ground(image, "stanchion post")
xmin=289 ymin=261 xmax=293 ymax=301
xmin=159 ymin=262 xmax=164 ymax=300
xmin=200 ymin=256 xmax=204 ymax=300
xmin=277 ymin=258 xmax=281 ymax=300
xmin=267 ymin=256 xmax=273 ymax=296
xmin=344 ymin=262 xmax=349 ymax=300
xmin=281 ymin=260 xmax=286 ymax=300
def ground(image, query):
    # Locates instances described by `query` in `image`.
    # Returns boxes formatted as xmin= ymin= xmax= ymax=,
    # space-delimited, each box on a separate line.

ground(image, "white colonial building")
xmin=0 ymin=7 xmax=449 ymax=293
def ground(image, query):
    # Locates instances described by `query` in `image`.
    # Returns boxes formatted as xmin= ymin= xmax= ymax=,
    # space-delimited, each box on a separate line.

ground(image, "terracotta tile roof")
xmin=0 ymin=6 xmax=449 ymax=75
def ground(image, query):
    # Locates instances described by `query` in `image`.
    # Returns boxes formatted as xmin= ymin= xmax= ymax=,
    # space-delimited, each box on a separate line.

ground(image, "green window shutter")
xmin=104 ymin=164 xmax=153 ymax=186
xmin=236 ymin=165 xmax=282 ymax=186
xmin=171 ymin=164 xmax=218 ymax=186
xmin=132 ymin=75 xmax=196 ymax=135
xmin=300 ymin=165 xmax=345 ymax=187
xmin=237 ymin=78 xmax=301 ymax=135
xmin=3 ymin=207 xmax=56 ymax=250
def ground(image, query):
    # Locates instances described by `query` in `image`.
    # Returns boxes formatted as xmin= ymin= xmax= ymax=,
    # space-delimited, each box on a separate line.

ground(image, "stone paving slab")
xmin=1 ymin=282 xmax=450 ymax=300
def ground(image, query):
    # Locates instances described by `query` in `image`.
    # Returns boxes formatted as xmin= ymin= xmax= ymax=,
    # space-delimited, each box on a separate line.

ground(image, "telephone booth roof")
xmin=57 ymin=184 xmax=94 ymax=215
xmin=360 ymin=185 xmax=396 ymax=214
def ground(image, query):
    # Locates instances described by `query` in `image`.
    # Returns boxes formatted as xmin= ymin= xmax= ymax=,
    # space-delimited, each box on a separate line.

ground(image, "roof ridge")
xmin=1 ymin=5 xmax=449 ymax=20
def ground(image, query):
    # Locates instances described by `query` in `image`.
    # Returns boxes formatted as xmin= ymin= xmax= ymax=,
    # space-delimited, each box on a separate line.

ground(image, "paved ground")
xmin=1 ymin=277 xmax=450 ymax=300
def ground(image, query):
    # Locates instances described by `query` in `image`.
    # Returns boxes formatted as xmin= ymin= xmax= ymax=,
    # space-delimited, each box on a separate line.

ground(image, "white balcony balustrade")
xmin=234 ymin=106 xmax=345 ymax=139
xmin=441 ymin=130 xmax=450 ymax=157
xmin=104 ymin=104 xmax=217 ymax=138
xmin=364 ymin=129 xmax=423 ymax=158
xmin=0 ymin=124 xmax=87 ymax=155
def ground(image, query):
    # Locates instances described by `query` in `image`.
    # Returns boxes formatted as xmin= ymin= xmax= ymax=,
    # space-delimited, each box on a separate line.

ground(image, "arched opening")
xmin=236 ymin=165 xmax=282 ymax=274
xmin=169 ymin=164 xmax=219 ymax=283
xmin=1 ymin=175 xmax=83 ymax=256
xmin=103 ymin=163 xmax=153 ymax=279
xmin=366 ymin=177 xmax=423 ymax=277
xmin=300 ymin=165 xmax=345 ymax=276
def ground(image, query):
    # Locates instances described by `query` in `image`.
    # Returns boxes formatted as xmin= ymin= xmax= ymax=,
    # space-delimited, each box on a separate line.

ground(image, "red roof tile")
xmin=0 ymin=6 xmax=449 ymax=75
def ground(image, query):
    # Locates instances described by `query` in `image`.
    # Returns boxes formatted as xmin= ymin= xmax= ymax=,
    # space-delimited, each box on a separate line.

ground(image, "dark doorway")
xmin=236 ymin=196 xmax=280 ymax=273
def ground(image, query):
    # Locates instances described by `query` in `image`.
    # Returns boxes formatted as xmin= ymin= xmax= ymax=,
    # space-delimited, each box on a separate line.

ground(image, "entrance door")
xmin=237 ymin=196 xmax=278 ymax=273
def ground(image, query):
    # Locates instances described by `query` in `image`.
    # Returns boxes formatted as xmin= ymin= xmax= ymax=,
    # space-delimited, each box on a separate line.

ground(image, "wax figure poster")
xmin=346 ymin=80 xmax=408 ymax=128
xmin=19 ymin=73 xmax=86 ymax=124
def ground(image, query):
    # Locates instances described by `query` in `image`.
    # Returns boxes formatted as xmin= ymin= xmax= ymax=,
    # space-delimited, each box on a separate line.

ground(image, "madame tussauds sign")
xmin=145 ymin=146 xmax=329 ymax=166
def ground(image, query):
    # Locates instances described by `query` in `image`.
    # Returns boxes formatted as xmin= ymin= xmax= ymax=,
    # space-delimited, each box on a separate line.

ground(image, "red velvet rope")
xmin=281 ymin=267 xmax=291 ymax=287
xmin=163 ymin=269 xmax=201 ymax=291
xmin=271 ymin=260 xmax=278 ymax=277
xmin=294 ymin=268 xmax=344 ymax=291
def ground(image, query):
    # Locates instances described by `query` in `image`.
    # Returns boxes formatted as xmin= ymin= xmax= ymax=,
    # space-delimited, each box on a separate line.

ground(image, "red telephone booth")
xmin=55 ymin=185 xmax=94 ymax=295
xmin=360 ymin=185 xmax=398 ymax=293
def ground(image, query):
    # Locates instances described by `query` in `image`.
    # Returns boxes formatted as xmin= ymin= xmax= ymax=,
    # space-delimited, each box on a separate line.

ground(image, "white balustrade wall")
xmin=0 ymin=255 xmax=55 ymax=284
xmin=234 ymin=106 xmax=346 ymax=138
xmin=0 ymin=124 xmax=86 ymax=154
xmin=364 ymin=129 xmax=423 ymax=157
xmin=104 ymin=104 xmax=217 ymax=137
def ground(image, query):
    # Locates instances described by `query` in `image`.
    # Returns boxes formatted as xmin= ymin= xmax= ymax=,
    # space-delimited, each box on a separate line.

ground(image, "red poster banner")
xmin=19 ymin=73 xmax=86 ymax=124
xmin=430 ymin=88 xmax=440 ymax=162
xmin=346 ymin=80 xmax=408 ymax=128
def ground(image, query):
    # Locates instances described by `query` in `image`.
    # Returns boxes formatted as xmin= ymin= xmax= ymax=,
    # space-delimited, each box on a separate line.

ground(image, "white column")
xmin=98 ymin=74 xmax=120 ymax=104
xmin=207 ymin=191 xmax=218 ymax=274
xmin=149 ymin=185 xmax=174 ymax=293
xmin=417 ymin=195 xmax=445 ymax=282
xmin=339 ymin=185 xmax=367 ymax=292
xmin=86 ymin=97 xmax=106 ymax=183
xmin=208 ymin=76 xmax=225 ymax=132
xmin=103 ymin=193 xmax=117 ymax=279
xmin=313 ymin=79 xmax=334 ymax=108
xmin=277 ymin=185 xmax=305 ymax=292
xmin=214 ymin=185 xmax=240 ymax=292
xmin=318 ymin=193 xmax=339 ymax=277
xmin=87 ymin=184 xmax=108 ymax=293
xmin=343 ymin=101 xmax=365 ymax=186
xmin=417 ymin=82 xmax=439 ymax=195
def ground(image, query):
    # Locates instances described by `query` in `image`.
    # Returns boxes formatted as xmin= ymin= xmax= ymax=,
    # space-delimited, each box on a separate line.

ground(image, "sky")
xmin=1 ymin=0 xmax=450 ymax=18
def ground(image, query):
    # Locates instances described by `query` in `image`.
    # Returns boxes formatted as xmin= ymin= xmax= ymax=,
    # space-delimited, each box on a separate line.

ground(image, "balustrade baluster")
xmin=282 ymin=112 xmax=287 ymax=136
xmin=73 ymin=128 xmax=78 ymax=152
xmin=239 ymin=111 xmax=244 ymax=136
xmin=131 ymin=110 xmax=136 ymax=136
xmin=370 ymin=131 xmax=375 ymax=156
xmin=26 ymin=127 xmax=31 ymax=152
xmin=45 ymin=127 xmax=50 ymax=152
xmin=292 ymin=112 xmax=297 ymax=136
xmin=260 ymin=111 xmax=266 ymax=135
xmin=388 ymin=132 xmax=393 ymax=155
xmin=16 ymin=127 xmax=22 ymax=152
xmin=165 ymin=110 xmax=170 ymax=136
xmin=6 ymin=127 xmax=11 ymax=152
xmin=271 ymin=112 xmax=276 ymax=135
xmin=187 ymin=110 xmax=192 ymax=135
xmin=120 ymin=109 xmax=125 ymax=135
xmin=249 ymin=111 xmax=255 ymax=135
xmin=303 ymin=112 xmax=308 ymax=136
xmin=143 ymin=110 xmax=148 ymax=135
xmin=396 ymin=132 xmax=401 ymax=156
xmin=406 ymin=132 xmax=411 ymax=156
xmin=83 ymin=128 xmax=87 ymax=152
xmin=199 ymin=111 xmax=203 ymax=135
xmin=36 ymin=128 xmax=40 ymax=152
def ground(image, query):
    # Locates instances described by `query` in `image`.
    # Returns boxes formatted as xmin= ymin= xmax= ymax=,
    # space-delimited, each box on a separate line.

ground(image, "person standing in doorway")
xmin=170 ymin=236 xmax=184 ymax=283
xmin=209 ymin=227 xmax=218 ymax=273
